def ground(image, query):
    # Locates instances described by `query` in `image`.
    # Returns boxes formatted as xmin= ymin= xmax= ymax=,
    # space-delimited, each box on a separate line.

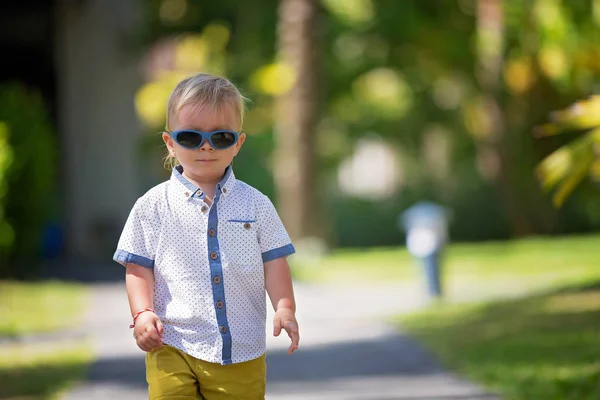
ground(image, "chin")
xmin=183 ymin=162 xmax=226 ymax=178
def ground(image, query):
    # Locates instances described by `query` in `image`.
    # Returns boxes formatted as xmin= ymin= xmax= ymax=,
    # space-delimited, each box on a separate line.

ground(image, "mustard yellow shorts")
xmin=146 ymin=345 xmax=266 ymax=400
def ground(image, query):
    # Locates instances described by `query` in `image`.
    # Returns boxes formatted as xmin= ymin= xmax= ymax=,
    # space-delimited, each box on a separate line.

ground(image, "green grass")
xmin=297 ymin=234 xmax=600 ymax=397
xmin=0 ymin=343 xmax=92 ymax=399
xmin=397 ymin=280 xmax=600 ymax=400
xmin=0 ymin=280 xmax=88 ymax=337
xmin=292 ymin=246 xmax=415 ymax=282
xmin=0 ymin=281 xmax=92 ymax=398
xmin=292 ymin=234 xmax=600 ymax=288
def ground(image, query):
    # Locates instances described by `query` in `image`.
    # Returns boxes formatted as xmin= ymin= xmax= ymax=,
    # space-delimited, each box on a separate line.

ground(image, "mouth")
xmin=196 ymin=159 xmax=218 ymax=163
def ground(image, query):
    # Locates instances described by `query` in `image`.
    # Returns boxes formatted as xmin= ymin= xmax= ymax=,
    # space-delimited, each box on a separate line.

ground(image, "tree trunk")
xmin=274 ymin=0 xmax=319 ymax=241
xmin=476 ymin=0 xmax=535 ymax=236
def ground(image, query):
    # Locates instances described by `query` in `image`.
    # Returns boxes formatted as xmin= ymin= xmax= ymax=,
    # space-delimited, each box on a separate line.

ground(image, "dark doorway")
xmin=0 ymin=1 xmax=57 ymax=121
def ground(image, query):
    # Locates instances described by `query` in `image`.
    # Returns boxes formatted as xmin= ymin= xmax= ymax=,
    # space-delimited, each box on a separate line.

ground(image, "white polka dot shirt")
xmin=113 ymin=165 xmax=295 ymax=365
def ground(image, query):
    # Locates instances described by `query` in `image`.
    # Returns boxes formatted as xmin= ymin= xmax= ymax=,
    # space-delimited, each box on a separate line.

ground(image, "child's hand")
xmin=133 ymin=311 xmax=164 ymax=352
xmin=273 ymin=308 xmax=299 ymax=354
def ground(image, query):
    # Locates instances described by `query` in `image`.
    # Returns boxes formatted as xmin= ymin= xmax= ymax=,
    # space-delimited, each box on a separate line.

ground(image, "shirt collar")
xmin=171 ymin=165 xmax=237 ymax=200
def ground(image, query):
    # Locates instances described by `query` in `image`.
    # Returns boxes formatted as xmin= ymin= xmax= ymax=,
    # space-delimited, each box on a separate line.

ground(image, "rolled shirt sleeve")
xmin=256 ymin=195 xmax=295 ymax=263
xmin=113 ymin=198 xmax=161 ymax=268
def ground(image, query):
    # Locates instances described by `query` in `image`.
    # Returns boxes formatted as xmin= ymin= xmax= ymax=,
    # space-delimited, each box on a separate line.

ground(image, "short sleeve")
xmin=113 ymin=198 xmax=161 ymax=268
xmin=256 ymin=195 xmax=295 ymax=263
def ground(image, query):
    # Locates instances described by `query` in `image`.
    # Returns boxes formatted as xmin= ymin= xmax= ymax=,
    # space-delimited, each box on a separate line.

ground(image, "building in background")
xmin=2 ymin=0 xmax=144 ymax=269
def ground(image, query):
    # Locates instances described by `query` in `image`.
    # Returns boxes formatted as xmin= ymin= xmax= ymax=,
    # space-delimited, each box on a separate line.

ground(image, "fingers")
xmin=273 ymin=317 xmax=282 ymax=337
xmin=137 ymin=336 xmax=162 ymax=352
xmin=135 ymin=325 xmax=163 ymax=352
xmin=284 ymin=320 xmax=299 ymax=354
xmin=288 ymin=341 xmax=298 ymax=354
xmin=137 ymin=340 xmax=152 ymax=352
xmin=273 ymin=314 xmax=300 ymax=353
xmin=156 ymin=319 xmax=164 ymax=337
xmin=145 ymin=325 xmax=163 ymax=348
xmin=135 ymin=332 xmax=152 ymax=352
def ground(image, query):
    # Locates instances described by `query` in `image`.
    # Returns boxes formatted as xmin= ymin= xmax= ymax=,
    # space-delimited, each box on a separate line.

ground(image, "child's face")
xmin=163 ymin=103 xmax=245 ymax=182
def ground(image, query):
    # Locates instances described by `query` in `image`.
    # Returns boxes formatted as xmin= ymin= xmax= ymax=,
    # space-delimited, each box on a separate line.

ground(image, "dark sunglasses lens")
xmin=210 ymin=131 xmax=236 ymax=149
xmin=176 ymin=131 xmax=203 ymax=148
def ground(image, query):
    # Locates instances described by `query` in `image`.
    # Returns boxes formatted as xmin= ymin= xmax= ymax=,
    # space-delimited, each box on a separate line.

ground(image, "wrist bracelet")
xmin=129 ymin=308 xmax=155 ymax=329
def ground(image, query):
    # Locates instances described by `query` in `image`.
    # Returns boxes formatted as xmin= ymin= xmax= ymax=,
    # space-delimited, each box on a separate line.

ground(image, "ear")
xmin=162 ymin=132 xmax=176 ymax=156
xmin=233 ymin=131 xmax=246 ymax=156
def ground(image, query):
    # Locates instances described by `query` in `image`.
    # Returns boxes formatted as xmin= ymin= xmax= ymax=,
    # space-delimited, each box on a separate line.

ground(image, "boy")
xmin=113 ymin=73 xmax=299 ymax=399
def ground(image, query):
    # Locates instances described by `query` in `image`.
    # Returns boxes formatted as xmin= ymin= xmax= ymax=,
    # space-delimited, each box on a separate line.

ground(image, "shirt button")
xmin=209 ymin=229 xmax=216 ymax=237
xmin=216 ymin=301 xmax=224 ymax=309
xmin=243 ymin=222 xmax=251 ymax=230
xmin=213 ymin=275 xmax=221 ymax=284
xmin=222 ymin=187 xmax=228 ymax=194
xmin=201 ymin=205 xmax=209 ymax=213
xmin=184 ymin=191 xmax=190 ymax=197
xmin=220 ymin=325 xmax=227 ymax=333
xmin=196 ymin=189 xmax=203 ymax=197
xmin=210 ymin=251 xmax=218 ymax=260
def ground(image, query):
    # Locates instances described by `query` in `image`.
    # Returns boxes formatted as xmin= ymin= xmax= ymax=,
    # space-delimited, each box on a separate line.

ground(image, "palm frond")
xmin=535 ymin=107 xmax=600 ymax=207
xmin=533 ymin=95 xmax=600 ymax=138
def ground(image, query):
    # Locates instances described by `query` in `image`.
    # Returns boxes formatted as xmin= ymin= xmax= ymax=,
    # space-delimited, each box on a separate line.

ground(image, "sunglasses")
xmin=169 ymin=129 xmax=240 ymax=150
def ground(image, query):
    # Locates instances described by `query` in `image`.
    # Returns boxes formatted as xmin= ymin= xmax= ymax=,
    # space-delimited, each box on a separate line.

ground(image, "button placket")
xmin=204 ymin=185 xmax=232 ymax=363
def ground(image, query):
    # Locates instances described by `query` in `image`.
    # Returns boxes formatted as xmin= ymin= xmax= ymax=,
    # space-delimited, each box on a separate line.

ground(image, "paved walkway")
xmin=64 ymin=281 xmax=499 ymax=400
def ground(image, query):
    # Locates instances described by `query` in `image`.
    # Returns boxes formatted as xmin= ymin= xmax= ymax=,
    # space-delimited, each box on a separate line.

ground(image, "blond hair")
xmin=164 ymin=73 xmax=248 ymax=169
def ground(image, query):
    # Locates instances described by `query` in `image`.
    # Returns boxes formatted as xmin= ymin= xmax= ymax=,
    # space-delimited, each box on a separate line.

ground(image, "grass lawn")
xmin=0 ymin=343 xmax=92 ymax=399
xmin=292 ymin=234 xmax=600 ymax=290
xmin=0 ymin=280 xmax=91 ymax=399
xmin=0 ymin=280 xmax=88 ymax=337
xmin=397 ymin=280 xmax=600 ymax=400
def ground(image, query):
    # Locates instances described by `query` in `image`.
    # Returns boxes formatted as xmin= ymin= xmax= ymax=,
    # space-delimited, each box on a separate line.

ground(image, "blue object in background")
xmin=399 ymin=202 xmax=450 ymax=300
xmin=42 ymin=222 xmax=64 ymax=260
xmin=421 ymin=250 xmax=442 ymax=297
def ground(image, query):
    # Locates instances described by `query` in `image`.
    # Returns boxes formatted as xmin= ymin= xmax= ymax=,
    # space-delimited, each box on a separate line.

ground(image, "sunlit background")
xmin=1 ymin=0 xmax=600 ymax=399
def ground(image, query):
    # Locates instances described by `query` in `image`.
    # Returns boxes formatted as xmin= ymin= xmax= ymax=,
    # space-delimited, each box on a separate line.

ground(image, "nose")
xmin=199 ymin=138 xmax=213 ymax=151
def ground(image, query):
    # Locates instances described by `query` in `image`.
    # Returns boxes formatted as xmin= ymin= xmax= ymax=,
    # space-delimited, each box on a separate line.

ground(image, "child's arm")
xmin=126 ymin=263 xmax=163 ymax=352
xmin=265 ymin=257 xmax=299 ymax=354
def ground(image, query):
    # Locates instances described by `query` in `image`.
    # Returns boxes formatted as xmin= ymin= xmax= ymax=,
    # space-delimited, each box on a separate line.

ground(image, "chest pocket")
xmin=220 ymin=219 xmax=262 ymax=267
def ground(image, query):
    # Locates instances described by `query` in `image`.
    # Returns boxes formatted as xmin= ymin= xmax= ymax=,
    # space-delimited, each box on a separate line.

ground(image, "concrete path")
xmin=64 ymin=281 xmax=499 ymax=400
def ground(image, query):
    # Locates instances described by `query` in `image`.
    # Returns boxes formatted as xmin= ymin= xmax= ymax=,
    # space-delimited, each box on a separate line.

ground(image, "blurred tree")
xmin=274 ymin=0 xmax=321 ymax=241
xmin=475 ymin=0 xmax=534 ymax=236
xmin=132 ymin=0 xmax=600 ymax=247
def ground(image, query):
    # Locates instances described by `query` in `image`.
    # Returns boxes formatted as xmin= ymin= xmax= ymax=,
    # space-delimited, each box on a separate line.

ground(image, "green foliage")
xmin=399 ymin=280 xmax=600 ymax=399
xmin=0 ymin=83 xmax=58 ymax=277
xmin=134 ymin=0 xmax=600 ymax=246
xmin=535 ymin=96 xmax=600 ymax=207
